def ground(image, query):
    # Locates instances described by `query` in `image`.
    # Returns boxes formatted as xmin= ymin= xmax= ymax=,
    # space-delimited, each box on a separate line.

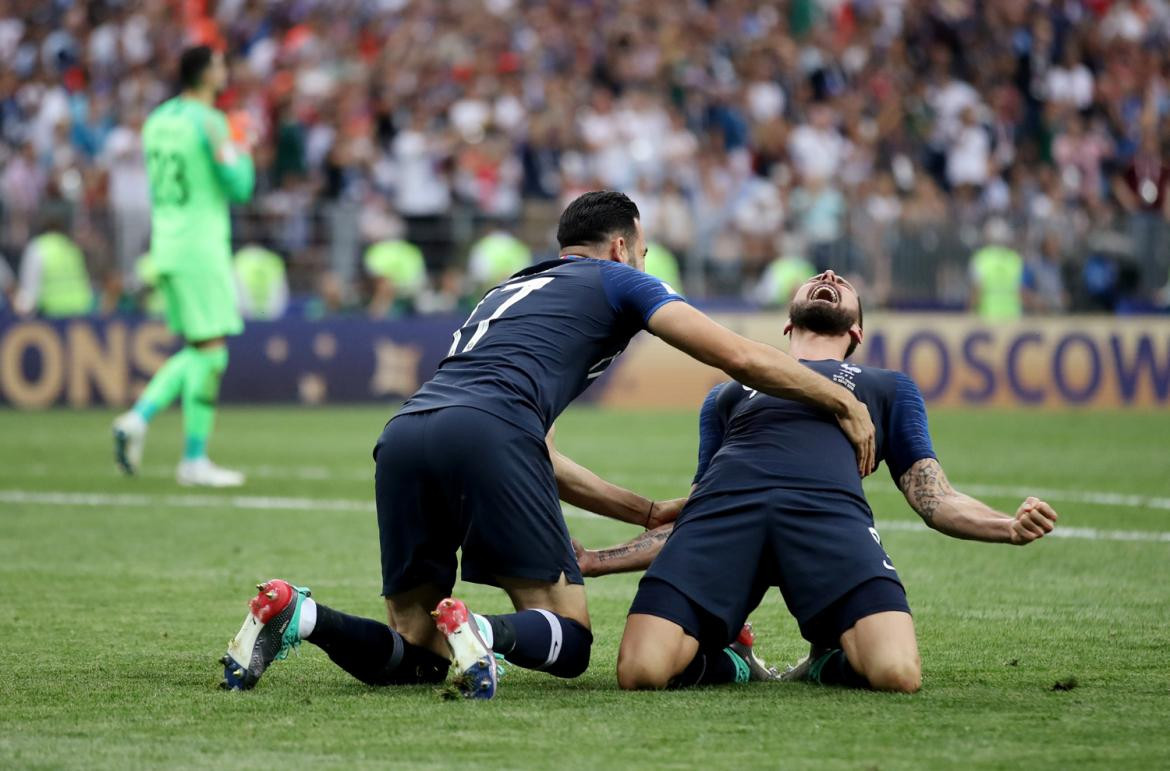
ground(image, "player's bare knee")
xmin=616 ymin=653 xmax=671 ymax=690
xmin=867 ymin=656 xmax=921 ymax=693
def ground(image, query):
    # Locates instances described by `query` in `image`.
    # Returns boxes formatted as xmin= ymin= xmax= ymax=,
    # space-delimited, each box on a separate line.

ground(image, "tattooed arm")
xmin=573 ymin=525 xmax=674 ymax=577
xmin=897 ymin=458 xmax=1058 ymax=544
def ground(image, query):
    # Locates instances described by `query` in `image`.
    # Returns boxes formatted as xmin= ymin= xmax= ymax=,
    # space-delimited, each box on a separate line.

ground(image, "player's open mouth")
xmin=810 ymin=284 xmax=840 ymax=303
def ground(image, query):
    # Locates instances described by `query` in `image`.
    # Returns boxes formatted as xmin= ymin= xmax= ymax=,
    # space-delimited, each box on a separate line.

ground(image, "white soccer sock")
xmin=298 ymin=597 xmax=317 ymax=639
xmin=472 ymin=612 xmax=494 ymax=647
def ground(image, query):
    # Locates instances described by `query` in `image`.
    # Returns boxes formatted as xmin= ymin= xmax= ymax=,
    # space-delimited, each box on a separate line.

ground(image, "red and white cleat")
xmin=729 ymin=622 xmax=782 ymax=682
xmin=432 ymin=597 xmax=497 ymax=699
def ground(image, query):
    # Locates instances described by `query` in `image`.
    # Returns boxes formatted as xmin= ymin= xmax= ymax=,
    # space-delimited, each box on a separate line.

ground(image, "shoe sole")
xmin=446 ymin=620 xmax=497 ymax=699
xmin=434 ymin=601 xmax=497 ymax=699
xmin=220 ymin=587 xmax=299 ymax=691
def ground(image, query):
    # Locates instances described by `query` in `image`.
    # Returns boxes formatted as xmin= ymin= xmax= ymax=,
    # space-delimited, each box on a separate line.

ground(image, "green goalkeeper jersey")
xmin=143 ymin=97 xmax=255 ymax=275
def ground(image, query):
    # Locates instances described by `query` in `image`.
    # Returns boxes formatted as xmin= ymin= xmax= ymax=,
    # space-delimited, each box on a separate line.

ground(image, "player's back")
xmin=398 ymin=256 xmax=680 ymax=439
xmin=696 ymin=360 xmax=933 ymax=505
xmin=142 ymin=98 xmax=234 ymax=271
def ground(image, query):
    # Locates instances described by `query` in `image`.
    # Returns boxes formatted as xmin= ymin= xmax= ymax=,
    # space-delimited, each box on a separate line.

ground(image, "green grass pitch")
xmin=1 ymin=405 xmax=1168 ymax=769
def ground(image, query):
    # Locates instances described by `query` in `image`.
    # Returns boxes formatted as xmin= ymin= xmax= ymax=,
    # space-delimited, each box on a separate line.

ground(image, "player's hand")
xmin=646 ymin=497 xmax=686 ymax=529
xmin=836 ymin=395 xmax=876 ymax=477
xmin=572 ymin=538 xmax=601 ymax=578
xmin=1009 ymin=497 xmax=1058 ymax=545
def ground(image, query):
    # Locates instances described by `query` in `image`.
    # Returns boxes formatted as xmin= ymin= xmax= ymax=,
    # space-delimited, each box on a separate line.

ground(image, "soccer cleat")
xmin=112 ymin=411 xmax=147 ymax=476
xmin=433 ymin=597 xmax=498 ymax=699
xmin=220 ymin=579 xmax=310 ymax=691
xmin=780 ymin=643 xmax=831 ymax=682
xmin=728 ymin=622 xmax=782 ymax=682
xmin=177 ymin=457 xmax=245 ymax=487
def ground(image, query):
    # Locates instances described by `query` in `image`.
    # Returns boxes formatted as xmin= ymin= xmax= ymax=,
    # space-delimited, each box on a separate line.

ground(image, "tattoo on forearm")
xmin=596 ymin=527 xmax=671 ymax=563
xmin=900 ymin=459 xmax=954 ymax=523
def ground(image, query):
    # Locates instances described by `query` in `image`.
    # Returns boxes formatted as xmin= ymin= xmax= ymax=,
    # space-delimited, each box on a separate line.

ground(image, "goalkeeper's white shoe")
xmin=177 ymin=457 xmax=245 ymax=487
xmin=112 ymin=411 xmax=147 ymax=476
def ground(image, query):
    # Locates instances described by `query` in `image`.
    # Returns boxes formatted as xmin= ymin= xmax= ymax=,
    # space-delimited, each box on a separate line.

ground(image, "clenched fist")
xmin=1010 ymin=497 xmax=1058 ymax=545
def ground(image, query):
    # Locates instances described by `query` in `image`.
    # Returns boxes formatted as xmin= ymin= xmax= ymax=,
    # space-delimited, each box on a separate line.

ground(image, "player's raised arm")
xmin=897 ymin=459 xmax=1058 ymax=544
xmin=647 ymin=301 xmax=876 ymax=475
xmin=547 ymin=425 xmax=684 ymax=529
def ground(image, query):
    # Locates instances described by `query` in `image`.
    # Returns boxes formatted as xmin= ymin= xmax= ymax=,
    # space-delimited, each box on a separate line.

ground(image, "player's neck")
xmin=788 ymin=330 xmax=849 ymax=362
xmin=181 ymin=87 xmax=216 ymax=106
xmin=559 ymin=246 xmax=605 ymax=261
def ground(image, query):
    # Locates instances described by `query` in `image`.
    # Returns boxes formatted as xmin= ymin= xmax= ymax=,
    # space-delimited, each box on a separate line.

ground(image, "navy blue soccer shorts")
xmin=373 ymin=406 xmax=583 ymax=597
xmin=630 ymin=489 xmax=911 ymax=649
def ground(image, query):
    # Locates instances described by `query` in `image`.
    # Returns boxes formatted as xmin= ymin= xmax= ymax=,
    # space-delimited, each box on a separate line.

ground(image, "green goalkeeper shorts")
xmin=158 ymin=269 xmax=244 ymax=343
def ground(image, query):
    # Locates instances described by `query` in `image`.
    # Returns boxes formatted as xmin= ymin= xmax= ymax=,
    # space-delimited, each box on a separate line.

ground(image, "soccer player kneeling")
xmin=217 ymin=194 xmax=877 ymax=698
xmin=578 ymin=270 xmax=1058 ymax=693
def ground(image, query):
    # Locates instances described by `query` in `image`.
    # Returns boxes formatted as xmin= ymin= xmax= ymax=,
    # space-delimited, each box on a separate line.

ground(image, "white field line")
xmin=1 ymin=490 xmax=1169 ymax=544
xmin=5 ymin=463 xmax=1170 ymax=512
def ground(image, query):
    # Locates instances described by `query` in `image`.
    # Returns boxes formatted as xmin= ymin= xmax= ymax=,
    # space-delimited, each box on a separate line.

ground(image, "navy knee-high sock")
xmin=808 ymin=648 xmax=869 ymax=689
xmin=306 ymin=604 xmax=449 ymax=686
xmin=668 ymin=648 xmax=749 ymax=688
xmin=482 ymin=610 xmax=592 ymax=678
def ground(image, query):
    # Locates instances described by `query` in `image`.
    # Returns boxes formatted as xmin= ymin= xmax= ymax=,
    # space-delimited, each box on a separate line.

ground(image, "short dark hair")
xmin=178 ymin=46 xmax=215 ymax=91
xmin=845 ymin=297 xmax=864 ymax=359
xmin=556 ymin=191 xmax=640 ymax=249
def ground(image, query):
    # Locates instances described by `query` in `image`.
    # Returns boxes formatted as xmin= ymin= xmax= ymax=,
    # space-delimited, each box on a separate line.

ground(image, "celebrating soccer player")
xmin=218 ymin=192 xmax=877 ymax=698
xmin=112 ymin=45 xmax=254 ymax=487
xmin=577 ymin=270 xmax=1059 ymax=693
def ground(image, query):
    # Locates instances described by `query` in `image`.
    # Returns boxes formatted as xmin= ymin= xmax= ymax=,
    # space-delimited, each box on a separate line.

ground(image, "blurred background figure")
xmin=755 ymin=243 xmax=817 ymax=310
xmin=14 ymin=221 xmax=93 ymax=318
xmin=969 ymin=219 xmax=1024 ymax=322
xmin=234 ymin=243 xmax=289 ymax=320
xmin=364 ymin=237 xmax=426 ymax=318
xmin=643 ymin=243 xmax=683 ymax=293
xmin=467 ymin=227 xmax=532 ymax=297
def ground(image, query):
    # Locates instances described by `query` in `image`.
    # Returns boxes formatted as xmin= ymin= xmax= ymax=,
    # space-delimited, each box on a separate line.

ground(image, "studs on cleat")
xmin=430 ymin=610 xmax=440 ymax=618
xmin=478 ymin=659 xmax=488 ymax=669
xmin=480 ymin=680 xmax=490 ymax=691
xmin=220 ymin=655 xmax=230 ymax=666
xmin=233 ymin=668 xmax=244 ymax=678
xmin=265 ymin=590 xmax=278 ymax=600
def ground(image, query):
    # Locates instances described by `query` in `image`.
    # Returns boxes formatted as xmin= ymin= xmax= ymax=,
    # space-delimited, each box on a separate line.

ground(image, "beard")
xmin=788 ymin=299 xmax=857 ymax=336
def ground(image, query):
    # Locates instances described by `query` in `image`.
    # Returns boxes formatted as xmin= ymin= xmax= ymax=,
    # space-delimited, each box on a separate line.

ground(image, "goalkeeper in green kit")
xmin=113 ymin=46 xmax=254 ymax=487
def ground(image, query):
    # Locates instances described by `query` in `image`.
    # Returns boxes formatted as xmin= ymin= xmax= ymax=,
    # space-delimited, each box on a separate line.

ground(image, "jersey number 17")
xmin=448 ymin=276 xmax=554 ymax=357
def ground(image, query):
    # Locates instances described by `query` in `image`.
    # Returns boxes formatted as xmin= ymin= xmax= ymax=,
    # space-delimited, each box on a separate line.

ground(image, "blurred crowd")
xmin=3 ymin=0 xmax=1170 ymax=320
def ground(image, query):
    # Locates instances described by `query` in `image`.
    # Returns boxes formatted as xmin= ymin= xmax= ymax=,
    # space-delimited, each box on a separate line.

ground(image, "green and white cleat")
xmin=780 ymin=643 xmax=830 ymax=682
xmin=177 ymin=457 xmax=245 ymax=487
xmin=220 ymin=579 xmax=310 ymax=690
xmin=112 ymin=411 xmax=147 ymax=476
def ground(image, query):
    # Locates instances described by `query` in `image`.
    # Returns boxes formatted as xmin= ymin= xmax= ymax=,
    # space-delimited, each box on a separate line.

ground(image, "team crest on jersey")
xmin=833 ymin=363 xmax=860 ymax=392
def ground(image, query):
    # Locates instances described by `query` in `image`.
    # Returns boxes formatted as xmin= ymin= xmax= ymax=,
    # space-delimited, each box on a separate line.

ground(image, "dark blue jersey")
xmin=692 ymin=360 xmax=936 ymax=512
xmin=398 ymin=257 xmax=685 ymax=438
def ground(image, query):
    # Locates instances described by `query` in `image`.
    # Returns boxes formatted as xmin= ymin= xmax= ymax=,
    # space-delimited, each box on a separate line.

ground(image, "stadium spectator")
xmin=234 ymin=244 xmax=289 ymax=320
xmin=467 ymin=228 xmax=532 ymax=295
xmin=14 ymin=226 xmax=93 ymax=318
xmin=969 ymin=218 xmax=1024 ymax=321
xmin=643 ymin=242 xmax=683 ymax=293
xmin=1024 ymin=229 xmax=1071 ymax=314
xmin=363 ymin=237 xmax=427 ymax=318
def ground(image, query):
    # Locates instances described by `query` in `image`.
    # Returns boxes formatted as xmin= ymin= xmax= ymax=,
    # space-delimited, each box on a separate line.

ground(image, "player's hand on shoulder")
xmin=1010 ymin=496 xmax=1058 ymax=545
xmin=835 ymin=393 xmax=876 ymax=477
xmin=647 ymin=497 xmax=687 ymax=529
xmin=572 ymin=538 xmax=601 ymax=578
